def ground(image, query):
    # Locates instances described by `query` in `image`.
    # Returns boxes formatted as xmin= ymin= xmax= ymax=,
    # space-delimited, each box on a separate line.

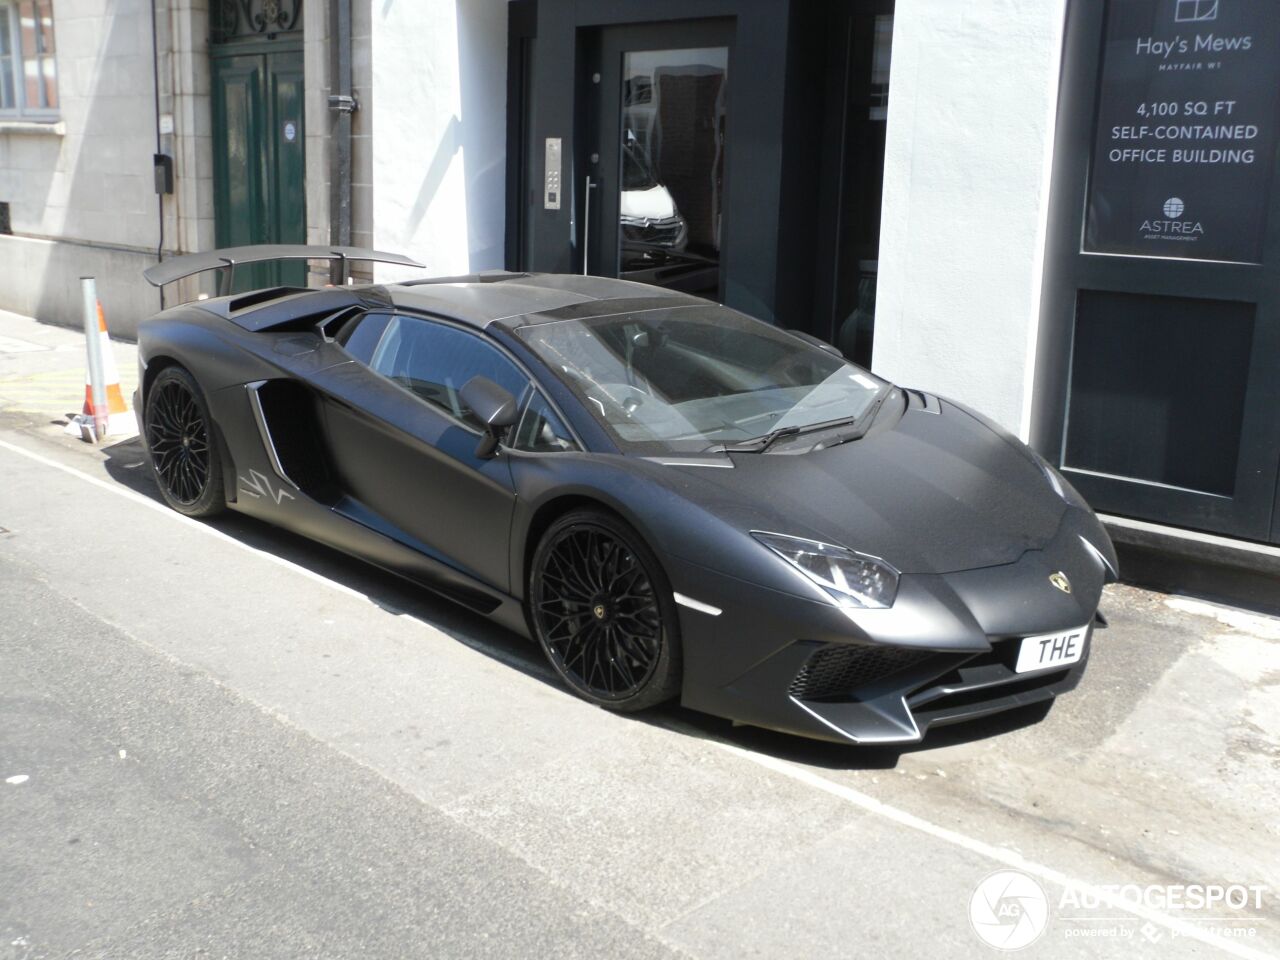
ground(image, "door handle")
xmin=582 ymin=175 xmax=597 ymax=276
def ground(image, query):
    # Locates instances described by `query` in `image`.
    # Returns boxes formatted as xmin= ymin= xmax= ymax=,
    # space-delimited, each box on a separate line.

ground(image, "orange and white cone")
xmin=64 ymin=301 xmax=137 ymax=439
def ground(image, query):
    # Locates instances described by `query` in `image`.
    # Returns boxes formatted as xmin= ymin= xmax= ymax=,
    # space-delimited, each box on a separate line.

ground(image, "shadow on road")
xmin=99 ymin=434 xmax=1056 ymax=773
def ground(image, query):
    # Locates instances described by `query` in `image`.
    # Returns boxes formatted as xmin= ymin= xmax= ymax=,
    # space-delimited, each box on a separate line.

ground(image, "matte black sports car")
xmin=137 ymin=246 xmax=1118 ymax=745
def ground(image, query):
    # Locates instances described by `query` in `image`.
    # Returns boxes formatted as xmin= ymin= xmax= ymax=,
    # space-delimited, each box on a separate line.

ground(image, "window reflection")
xmin=619 ymin=47 xmax=728 ymax=299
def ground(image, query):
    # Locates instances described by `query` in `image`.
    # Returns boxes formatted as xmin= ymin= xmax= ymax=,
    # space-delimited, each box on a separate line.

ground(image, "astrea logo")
xmin=1141 ymin=197 xmax=1204 ymax=240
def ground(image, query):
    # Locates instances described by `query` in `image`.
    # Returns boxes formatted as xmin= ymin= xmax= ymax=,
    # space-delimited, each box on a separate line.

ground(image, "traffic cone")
xmin=64 ymin=301 xmax=137 ymax=440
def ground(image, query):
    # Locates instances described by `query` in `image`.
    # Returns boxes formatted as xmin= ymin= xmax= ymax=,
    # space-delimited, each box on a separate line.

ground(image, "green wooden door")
xmin=212 ymin=47 xmax=306 ymax=292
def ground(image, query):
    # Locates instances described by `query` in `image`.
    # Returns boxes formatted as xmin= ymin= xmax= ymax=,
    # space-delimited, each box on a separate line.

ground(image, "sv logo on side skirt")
xmin=239 ymin=469 xmax=296 ymax=505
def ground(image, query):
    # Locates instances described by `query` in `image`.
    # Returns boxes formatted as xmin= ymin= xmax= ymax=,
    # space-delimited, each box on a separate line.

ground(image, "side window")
xmin=512 ymin=392 xmax=576 ymax=453
xmin=336 ymin=311 xmax=391 ymax=365
xmin=368 ymin=315 xmax=528 ymax=431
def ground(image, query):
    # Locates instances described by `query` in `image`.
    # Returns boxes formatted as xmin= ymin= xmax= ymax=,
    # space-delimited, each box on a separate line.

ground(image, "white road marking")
xmin=5 ymin=775 xmax=29 ymax=784
xmin=0 ymin=437 xmax=364 ymax=601
xmin=0 ymin=435 xmax=550 ymax=679
xmin=709 ymin=741 xmax=1275 ymax=960
xmin=1 ymin=435 xmax=1273 ymax=960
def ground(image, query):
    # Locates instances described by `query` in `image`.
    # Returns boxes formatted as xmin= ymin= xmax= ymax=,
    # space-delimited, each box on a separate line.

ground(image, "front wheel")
xmin=144 ymin=365 xmax=225 ymax=517
xmin=529 ymin=508 xmax=682 ymax=711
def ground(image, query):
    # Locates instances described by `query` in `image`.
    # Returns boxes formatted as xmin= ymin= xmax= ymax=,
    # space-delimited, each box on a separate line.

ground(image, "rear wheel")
xmin=144 ymin=365 xmax=225 ymax=517
xmin=529 ymin=508 xmax=682 ymax=711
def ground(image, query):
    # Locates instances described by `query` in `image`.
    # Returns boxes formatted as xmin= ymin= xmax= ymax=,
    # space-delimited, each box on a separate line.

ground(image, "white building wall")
xmin=370 ymin=0 xmax=507 ymax=281
xmin=873 ymin=0 xmax=1067 ymax=438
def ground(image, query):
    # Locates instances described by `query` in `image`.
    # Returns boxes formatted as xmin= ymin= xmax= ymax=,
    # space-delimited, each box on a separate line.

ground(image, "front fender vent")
xmin=789 ymin=644 xmax=934 ymax=702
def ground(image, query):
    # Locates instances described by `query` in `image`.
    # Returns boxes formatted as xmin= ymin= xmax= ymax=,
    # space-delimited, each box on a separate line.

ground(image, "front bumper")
xmin=777 ymin=627 xmax=1093 ymax=743
xmin=669 ymin=506 xmax=1113 ymax=745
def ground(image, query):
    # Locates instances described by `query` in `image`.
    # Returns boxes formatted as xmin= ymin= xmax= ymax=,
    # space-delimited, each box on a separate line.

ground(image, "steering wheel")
xmin=764 ymin=352 xmax=822 ymax=384
xmin=588 ymin=382 xmax=650 ymax=418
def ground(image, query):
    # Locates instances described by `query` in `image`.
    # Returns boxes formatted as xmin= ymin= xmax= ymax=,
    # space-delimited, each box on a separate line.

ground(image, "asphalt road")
xmin=2 ymin=311 xmax=1278 ymax=959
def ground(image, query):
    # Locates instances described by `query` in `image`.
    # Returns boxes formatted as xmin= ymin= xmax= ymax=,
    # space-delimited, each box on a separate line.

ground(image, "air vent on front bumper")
xmin=789 ymin=644 xmax=935 ymax=701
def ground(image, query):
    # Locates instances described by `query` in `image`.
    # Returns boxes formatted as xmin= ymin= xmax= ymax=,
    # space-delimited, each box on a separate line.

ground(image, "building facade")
xmin=0 ymin=0 xmax=377 ymax=320
xmin=2 ymin=0 xmax=1278 ymax=570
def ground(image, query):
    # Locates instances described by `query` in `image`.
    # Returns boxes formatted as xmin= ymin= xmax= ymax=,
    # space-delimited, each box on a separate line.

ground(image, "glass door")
xmin=584 ymin=21 xmax=732 ymax=299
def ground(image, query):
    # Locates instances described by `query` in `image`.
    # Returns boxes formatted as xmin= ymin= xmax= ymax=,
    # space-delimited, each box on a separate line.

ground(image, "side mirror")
xmin=460 ymin=375 xmax=519 ymax=459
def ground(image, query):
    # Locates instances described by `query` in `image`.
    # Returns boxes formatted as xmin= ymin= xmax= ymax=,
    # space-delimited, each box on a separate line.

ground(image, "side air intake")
xmin=246 ymin=379 xmax=338 ymax=503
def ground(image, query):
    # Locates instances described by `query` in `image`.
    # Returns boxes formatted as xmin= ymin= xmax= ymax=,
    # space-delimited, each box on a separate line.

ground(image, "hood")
xmin=620 ymin=184 xmax=677 ymax=221
xmin=663 ymin=399 xmax=1067 ymax=575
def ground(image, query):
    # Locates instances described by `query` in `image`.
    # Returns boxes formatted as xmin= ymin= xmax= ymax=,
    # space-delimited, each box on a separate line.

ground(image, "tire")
xmin=529 ymin=508 xmax=682 ymax=711
xmin=144 ymin=365 xmax=226 ymax=518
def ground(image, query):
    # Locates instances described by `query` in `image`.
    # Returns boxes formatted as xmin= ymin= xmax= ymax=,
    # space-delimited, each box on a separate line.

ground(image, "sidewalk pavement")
xmin=0 ymin=308 xmax=139 ymax=435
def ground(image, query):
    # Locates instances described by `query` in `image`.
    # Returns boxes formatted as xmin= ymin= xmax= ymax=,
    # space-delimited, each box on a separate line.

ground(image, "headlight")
xmin=752 ymin=532 xmax=899 ymax=609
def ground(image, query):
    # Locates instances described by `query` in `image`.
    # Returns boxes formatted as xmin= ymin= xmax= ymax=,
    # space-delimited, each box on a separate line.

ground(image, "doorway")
xmin=582 ymin=21 xmax=732 ymax=300
xmin=507 ymin=1 xmax=893 ymax=337
xmin=210 ymin=41 xmax=306 ymax=291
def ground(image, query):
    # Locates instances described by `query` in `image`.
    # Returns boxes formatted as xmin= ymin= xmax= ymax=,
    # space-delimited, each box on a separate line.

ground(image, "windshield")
xmin=516 ymin=305 xmax=888 ymax=456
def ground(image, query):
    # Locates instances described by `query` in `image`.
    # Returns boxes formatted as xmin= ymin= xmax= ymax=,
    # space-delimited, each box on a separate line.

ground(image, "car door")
xmin=315 ymin=311 xmax=532 ymax=593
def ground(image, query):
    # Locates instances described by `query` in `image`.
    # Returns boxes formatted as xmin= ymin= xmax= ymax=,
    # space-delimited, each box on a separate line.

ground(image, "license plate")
xmin=1015 ymin=625 xmax=1088 ymax=674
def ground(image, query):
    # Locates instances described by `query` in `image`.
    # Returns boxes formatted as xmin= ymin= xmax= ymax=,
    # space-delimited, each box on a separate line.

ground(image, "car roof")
xmin=385 ymin=272 xmax=710 ymax=328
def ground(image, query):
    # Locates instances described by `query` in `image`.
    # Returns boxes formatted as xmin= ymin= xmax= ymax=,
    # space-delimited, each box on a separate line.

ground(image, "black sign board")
xmin=1085 ymin=0 xmax=1280 ymax=262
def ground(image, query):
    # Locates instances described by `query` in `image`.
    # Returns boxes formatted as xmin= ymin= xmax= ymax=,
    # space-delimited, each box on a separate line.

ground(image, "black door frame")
xmin=1033 ymin=0 xmax=1280 ymax=544
xmin=810 ymin=0 xmax=893 ymax=352
xmin=582 ymin=18 xmax=734 ymax=299
xmin=507 ymin=0 xmax=794 ymax=325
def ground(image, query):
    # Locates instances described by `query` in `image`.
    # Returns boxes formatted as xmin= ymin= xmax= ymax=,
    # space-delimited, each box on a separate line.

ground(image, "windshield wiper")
xmin=737 ymin=424 xmax=802 ymax=452
xmin=703 ymin=391 xmax=896 ymax=455
xmin=702 ymin=425 xmax=796 ymax=454
xmin=712 ymin=417 xmax=865 ymax=454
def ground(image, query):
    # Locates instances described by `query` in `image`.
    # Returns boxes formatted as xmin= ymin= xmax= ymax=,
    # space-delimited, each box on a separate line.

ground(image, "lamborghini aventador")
xmin=135 ymin=245 xmax=1118 ymax=745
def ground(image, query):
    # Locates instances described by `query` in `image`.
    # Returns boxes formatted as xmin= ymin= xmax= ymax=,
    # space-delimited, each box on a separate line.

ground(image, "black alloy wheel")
xmin=145 ymin=366 xmax=225 ymax=517
xmin=530 ymin=508 xmax=682 ymax=711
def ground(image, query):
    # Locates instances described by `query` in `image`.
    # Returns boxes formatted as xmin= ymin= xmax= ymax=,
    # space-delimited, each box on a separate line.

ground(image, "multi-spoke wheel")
xmin=529 ymin=508 xmax=681 ymax=711
xmin=144 ymin=365 xmax=225 ymax=517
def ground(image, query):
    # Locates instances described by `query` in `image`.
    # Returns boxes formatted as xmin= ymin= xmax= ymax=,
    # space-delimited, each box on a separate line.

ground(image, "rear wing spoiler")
xmin=142 ymin=245 xmax=424 ymax=294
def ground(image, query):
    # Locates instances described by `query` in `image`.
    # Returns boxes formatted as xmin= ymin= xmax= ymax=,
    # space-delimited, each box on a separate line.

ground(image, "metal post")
xmin=328 ymin=0 xmax=354 ymax=285
xmin=582 ymin=176 xmax=596 ymax=276
xmin=81 ymin=277 xmax=108 ymax=441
